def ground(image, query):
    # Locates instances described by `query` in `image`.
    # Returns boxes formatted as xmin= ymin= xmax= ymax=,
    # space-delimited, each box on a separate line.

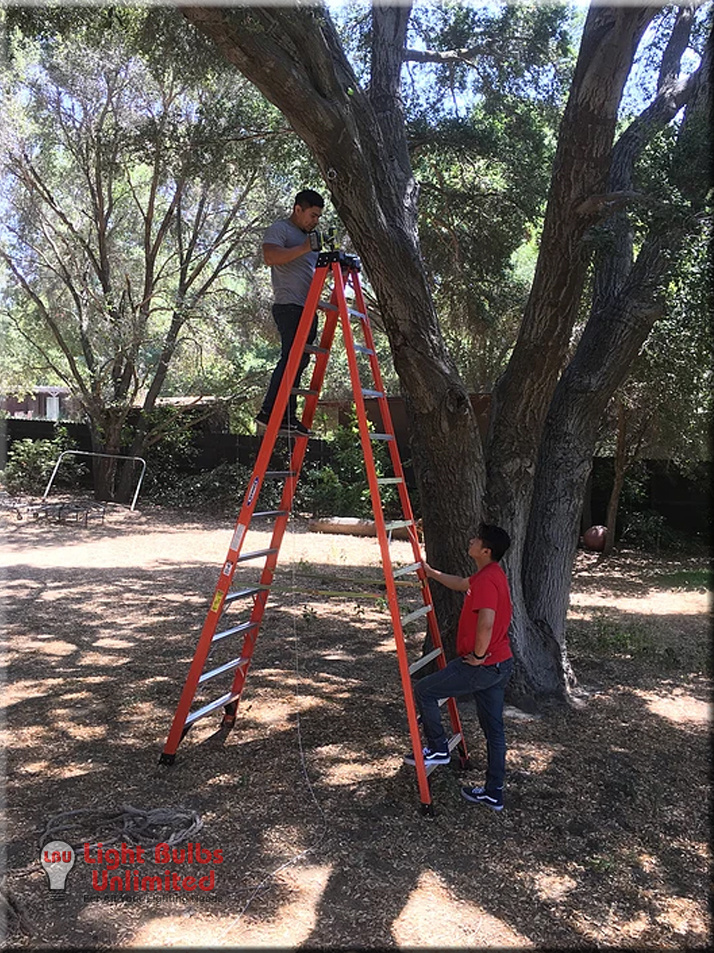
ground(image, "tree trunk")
xmin=521 ymin=227 xmax=685 ymax=691
xmin=87 ymin=414 xmax=125 ymax=502
xmin=520 ymin=10 xmax=708 ymax=681
xmin=581 ymin=470 xmax=593 ymax=537
xmin=484 ymin=4 xmax=656 ymax=697
xmin=603 ymin=405 xmax=627 ymax=558
xmin=485 ymin=4 xmax=655 ymax=526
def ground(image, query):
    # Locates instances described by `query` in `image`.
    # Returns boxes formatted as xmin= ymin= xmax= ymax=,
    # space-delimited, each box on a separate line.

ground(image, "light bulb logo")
xmin=40 ymin=840 xmax=76 ymax=890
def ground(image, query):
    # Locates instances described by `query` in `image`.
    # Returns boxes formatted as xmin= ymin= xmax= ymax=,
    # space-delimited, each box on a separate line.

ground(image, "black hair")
xmin=477 ymin=522 xmax=511 ymax=562
xmin=294 ymin=188 xmax=325 ymax=210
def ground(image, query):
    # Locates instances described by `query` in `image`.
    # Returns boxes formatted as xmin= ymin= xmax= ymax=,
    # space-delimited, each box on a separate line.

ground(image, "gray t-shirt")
xmin=263 ymin=218 xmax=319 ymax=306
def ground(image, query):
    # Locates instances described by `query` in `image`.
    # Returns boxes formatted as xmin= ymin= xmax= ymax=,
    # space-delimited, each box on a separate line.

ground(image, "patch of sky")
xmin=619 ymin=4 xmax=705 ymax=120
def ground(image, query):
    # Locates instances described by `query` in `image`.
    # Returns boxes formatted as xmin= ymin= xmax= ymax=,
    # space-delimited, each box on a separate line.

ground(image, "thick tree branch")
xmin=591 ymin=10 xmax=704 ymax=314
xmin=9 ymin=316 xmax=76 ymax=393
xmin=658 ymin=1 xmax=703 ymax=89
xmin=180 ymin=5 xmax=348 ymax=143
xmin=487 ymin=3 xmax=658 ymax=478
xmin=575 ymin=190 xmax=670 ymax=215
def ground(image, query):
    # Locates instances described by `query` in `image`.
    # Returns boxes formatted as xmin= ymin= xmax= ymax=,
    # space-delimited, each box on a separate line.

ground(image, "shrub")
xmin=142 ymin=412 xmax=404 ymax=518
xmin=295 ymin=411 xmax=399 ymax=518
xmin=2 ymin=426 xmax=86 ymax=496
xmin=145 ymin=461 xmax=245 ymax=510
xmin=620 ymin=510 xmax=690 ymax=553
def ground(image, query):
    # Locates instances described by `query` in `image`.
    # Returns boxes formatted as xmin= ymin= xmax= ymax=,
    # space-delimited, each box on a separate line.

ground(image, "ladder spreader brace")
xmin=159 ymin=250 xmax=471 ymax=816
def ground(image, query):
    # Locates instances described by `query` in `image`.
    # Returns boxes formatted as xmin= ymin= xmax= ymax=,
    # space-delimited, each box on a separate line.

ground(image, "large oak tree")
xmin=179 ymin=1 xmax=709 ymax=702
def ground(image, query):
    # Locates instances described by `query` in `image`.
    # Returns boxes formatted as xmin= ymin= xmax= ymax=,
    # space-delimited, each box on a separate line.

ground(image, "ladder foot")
xmin=159 ymin=752 xmax=176 ymax=766
xmin=420 ymin=802 xmax=436 ymax=819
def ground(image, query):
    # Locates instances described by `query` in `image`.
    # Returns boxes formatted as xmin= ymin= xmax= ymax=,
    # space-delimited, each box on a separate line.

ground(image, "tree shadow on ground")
xmin=2 ymin=514 xmax=710 ymax=949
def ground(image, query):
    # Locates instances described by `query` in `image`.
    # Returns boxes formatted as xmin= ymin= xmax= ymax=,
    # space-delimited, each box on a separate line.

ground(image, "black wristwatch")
xmin=472 ymin=651 xmax=488 ymax=660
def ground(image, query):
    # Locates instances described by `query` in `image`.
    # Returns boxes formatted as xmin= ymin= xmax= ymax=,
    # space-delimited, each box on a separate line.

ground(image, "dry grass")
xmin=1 ymin=504 xmax=711 ymax=949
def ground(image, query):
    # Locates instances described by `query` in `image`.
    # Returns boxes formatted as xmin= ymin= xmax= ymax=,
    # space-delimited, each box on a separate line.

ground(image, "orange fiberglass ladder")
xmin=159 ymin=248 xmax=471 ymax=815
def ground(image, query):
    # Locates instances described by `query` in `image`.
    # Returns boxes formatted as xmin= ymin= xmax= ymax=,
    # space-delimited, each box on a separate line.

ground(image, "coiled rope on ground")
xmin=38 ymin=804 xmax=203 ymax=850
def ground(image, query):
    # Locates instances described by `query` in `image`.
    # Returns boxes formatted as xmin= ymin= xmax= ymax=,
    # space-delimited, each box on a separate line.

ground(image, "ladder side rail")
xmin=222 ymin=261 xmax=333 ymax=573
xmin=222 ymin=279 xmax=344 ymax=717
xmin=251 ymin=278 xmax=344 ymax=613
xmin=351 ymin=274 xmax=444 ymax=651
xmin=201 ymin=260 xmax=332 ymax=617
xmin=162 ymin=266 xmax=331 ymax=757
xmin=352 ymin=277 xmax=447 ymax=647
xmin=350 ymin=272 xmax=470 ymax=765
xmin=349 ymin=274 xmax=424 ymax=552
xmin=350 ymin=276 xmax=418 ymax=527
xmin=335 ymin=266 xmax=433 ymax=810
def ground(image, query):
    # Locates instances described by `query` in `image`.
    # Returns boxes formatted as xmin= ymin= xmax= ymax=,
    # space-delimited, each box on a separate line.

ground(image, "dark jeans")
xmin=261 ymin=303 xmax=318 ymax=421
xmin=414 ymin=656 xmax=514 ymax=794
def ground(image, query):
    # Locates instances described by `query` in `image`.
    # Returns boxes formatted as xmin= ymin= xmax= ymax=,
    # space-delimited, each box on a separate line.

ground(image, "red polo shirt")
xmin=456 ymin=561 xmax=513 ymax=663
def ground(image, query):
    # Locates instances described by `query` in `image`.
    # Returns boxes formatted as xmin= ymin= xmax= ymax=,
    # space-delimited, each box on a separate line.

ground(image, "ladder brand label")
xmin=210 ymin=592 xmax=223 ymax=613
xmin=222 ymin=561 xmax=232 ymax=576
xmin=246 ymin=478 xmax=260 ymax=505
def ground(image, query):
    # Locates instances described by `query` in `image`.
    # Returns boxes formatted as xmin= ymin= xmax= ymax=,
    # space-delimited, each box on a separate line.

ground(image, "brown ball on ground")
xmin=583 ymin=525 xmax=607 ymax=551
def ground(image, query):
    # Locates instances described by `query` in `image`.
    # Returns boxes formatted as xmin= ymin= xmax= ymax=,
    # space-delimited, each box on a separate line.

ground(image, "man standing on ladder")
xmin=406 ymin=523 xmax=514 ymax=812
xmin=255 ymin=189 xmax=326 ymax=438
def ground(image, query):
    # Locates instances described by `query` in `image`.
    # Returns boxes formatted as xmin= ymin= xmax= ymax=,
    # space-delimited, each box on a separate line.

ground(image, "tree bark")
xmin=87 ymin=413 xmax=125 ymax=502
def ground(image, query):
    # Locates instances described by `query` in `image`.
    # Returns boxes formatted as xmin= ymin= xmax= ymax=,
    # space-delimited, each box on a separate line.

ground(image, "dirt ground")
xmin=1 ymin=501 xmax=711 ymax=949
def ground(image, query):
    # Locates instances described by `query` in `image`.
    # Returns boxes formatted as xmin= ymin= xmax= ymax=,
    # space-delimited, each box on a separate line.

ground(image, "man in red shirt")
xmin=405 ymin=523 xmax=514 ymax=811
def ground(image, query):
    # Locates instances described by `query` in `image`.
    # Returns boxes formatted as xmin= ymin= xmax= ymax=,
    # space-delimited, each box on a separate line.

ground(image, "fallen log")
xmin=307 ymin=516 xmax=412 ymax=540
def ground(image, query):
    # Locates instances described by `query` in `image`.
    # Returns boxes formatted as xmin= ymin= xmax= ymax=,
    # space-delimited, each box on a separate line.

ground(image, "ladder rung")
xmin=425 ymin=732 xmax=463 ymax=777
xmin=348 ymin=308 xmax=366 ymax=320
xmin=252 ymin=510 xmax=289 ymax=519
xmin=377 ymin=477 xmax=404 ymax=485
xmin=224 ymin=586 xmax=269 ymax=604
xmin=408 ymin=646 xmax=443 ymax=675
xmin=362 ymin=388 xmax=384 ymax=398
xmin=291 ymin=388 xmax=318 ymax=396
xmin=385 ymin=519 xmax=413 ymax=532
xmin=185 ymin=691 xmax=242 ymax=727
xmin=354 ymin=345 xmax=375 ymax=355
xmin=448 ymin=732 xmax=463 ymax=751
xmin=401 ymin=605 xmax=433 ymax=626
xmin=212 ymin=620 xmax=259 ymax=643
xmin=264 ymin=471 xmax=296 ymax=479
xmin=198 ymin=656 xmax=249 ymax=684
xmin=235 ymin=547 xmax=279 ymax=563
xmin=370 ymin=433 xmax=393 ymax=441
xmin=318 ymin=299 xmax=338 ymax=312
xmin=304 ymin=344 xmax=328 ymax=355
xmin=393 ymin=561 xmax=422 ymax=579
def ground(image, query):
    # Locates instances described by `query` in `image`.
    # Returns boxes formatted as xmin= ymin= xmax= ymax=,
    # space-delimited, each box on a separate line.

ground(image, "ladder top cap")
xmin=316 ymin=250 xmax=361 ymax=269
